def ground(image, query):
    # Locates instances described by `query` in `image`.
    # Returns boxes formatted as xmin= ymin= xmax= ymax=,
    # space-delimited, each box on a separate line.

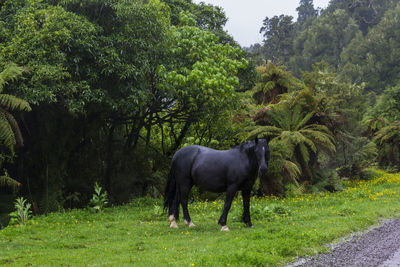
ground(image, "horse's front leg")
xmin=241 ymin=190 xmax=253 ymax=228
xmin=218 ymin=184 xmax=238 ymax=231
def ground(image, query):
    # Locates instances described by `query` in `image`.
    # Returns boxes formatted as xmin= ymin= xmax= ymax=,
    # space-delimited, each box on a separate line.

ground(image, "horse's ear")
xmin=255 ymin=136 xmax=258 ymax=144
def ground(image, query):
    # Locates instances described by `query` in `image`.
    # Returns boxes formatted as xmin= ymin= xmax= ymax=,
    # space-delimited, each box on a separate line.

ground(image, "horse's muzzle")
xmin=258 ymin=166 xmax=268 ymax=177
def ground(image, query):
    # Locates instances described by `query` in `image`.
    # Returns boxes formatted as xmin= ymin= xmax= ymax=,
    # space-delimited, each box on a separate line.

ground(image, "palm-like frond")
xmin=295 ymin=110 xmax=316 ymax=131
xmin=282 ymin=159 xmax=301 ymax=185
xmin=354 ymin=141 xmax=377 ymax=162
xmin=301 ymin=126 xmax=336 ymax=153
xmin=373 ymin=121 xmax=400 ymax=145
xmin=0 ymin=94 xmax=31 ymax=112
xmin=0 ymin=111 xmax=16 ymax=148
xmin=5 ymin=112 xmax=24 ymax=147
xmin=0 ymin=62 xmax=31 ymax=149
xmin=0 ymin=63 xmax=24 ymax=92
xmin=248 ymin=125 xmax=282 ymax=139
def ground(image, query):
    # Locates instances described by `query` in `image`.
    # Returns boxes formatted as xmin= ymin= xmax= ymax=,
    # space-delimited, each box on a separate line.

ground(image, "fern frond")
xmin=298 ymin=143 xmax=310 ymax=165
xmin=5 ymin=112 xmax=24 ymax=147
xmin=295 ymin=110 xmax=316 ymax=130
xmin=301 ymin=129 xmax=336 ymax=153
xmin=354 ymin=141 xmax=377 ymax=162
xmin=300 ymin=135 xmax=317 ymax=153
xmin=0 ymin=111 xmax=17 ymax=149
xmin=282 ymin=159 xmax=301 ymax=185
xmin=248 ymin=125 xmax=282 ymax=139
xmin=0 ymin=63 xmax=24 ymax=92
xmin=0 ymin=94 xmax=31 ymax=111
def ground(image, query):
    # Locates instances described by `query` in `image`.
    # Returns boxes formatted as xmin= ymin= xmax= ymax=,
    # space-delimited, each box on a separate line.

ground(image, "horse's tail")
xmin=164 ymin=162 xmax=180 ymax=220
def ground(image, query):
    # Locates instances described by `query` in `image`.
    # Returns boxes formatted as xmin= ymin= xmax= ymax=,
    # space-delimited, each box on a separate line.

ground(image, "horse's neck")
xmin=242 ymin=147 xmax=258 ymax=169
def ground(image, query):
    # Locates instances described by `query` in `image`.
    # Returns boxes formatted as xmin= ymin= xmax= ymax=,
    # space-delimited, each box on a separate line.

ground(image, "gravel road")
xmin=289 ymin=218 xmax=400 ymax=267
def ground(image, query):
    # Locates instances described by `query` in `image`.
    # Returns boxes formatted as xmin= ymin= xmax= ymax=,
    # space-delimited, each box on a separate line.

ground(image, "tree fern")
xmin=249 ymin=90 xmax=335 ymax=184
xmin=0 ymin=62 xmax=31 ymax=149
xmin=0 ymin=62 xmax=31 ymax=189
xmin=373 ymin=121 xmax=400 ymax=167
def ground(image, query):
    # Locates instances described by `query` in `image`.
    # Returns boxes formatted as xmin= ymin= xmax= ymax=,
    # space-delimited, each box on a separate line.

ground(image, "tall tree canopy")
xmin=0 ymin=0 xmax=247 ymax=209
xmin=296 ymin=0 xmax=318 ymax=26
xmin=340 ymin=1 xmax=400 ymax=93
xmin=259 ymin=15 xmax=295 ymax=64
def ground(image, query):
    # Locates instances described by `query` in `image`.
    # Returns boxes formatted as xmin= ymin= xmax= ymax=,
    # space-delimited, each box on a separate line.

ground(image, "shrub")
xmin=9 ymin=197 xmax=32 ymax=226
xmin=89 ymin=183 xmax=108 ymax=213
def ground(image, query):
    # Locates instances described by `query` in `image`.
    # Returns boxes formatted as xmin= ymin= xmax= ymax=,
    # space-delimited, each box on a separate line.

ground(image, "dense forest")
xmin=1 ymin=0 xmax=400 ymax=226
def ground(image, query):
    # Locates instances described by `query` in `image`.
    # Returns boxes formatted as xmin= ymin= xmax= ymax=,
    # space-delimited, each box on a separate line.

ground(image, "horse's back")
xmin=173 ymin=145 xmax=232 ymax=167
xmin=171 ymin=145 xmax=203 ymax=176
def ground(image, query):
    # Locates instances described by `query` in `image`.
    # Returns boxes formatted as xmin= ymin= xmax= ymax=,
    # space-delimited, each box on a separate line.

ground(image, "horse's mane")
xmin=234 ymin=140 xmax=255 ymax=152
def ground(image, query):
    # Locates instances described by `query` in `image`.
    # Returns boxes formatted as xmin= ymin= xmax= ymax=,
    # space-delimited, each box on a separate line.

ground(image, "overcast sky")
xmin=193 ymin=0 xmax=330 ymax=47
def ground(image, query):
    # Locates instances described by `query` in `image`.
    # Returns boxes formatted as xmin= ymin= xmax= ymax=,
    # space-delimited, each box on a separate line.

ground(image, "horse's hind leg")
xmin=180 ymin=184 xmax=195 ymax=227
xmin=168 ymin=184 xmax=180 ymax=229
xmin=169 ymin=197 xmax=179 ymax=229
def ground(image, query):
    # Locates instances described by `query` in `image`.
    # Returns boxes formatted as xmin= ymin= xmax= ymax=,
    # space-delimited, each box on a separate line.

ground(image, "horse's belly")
xmin=197 ymin=181 xmax=226 ymax=193
xmin=192 ymin=171 xmax=227 ymax=193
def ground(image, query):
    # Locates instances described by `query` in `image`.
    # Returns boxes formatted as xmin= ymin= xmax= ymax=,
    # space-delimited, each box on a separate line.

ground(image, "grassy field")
xmin=1 ymin=169 xmax=400 ymax=266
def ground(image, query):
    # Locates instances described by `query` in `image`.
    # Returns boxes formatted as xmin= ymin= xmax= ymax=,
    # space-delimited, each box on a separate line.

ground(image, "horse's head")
xmin=253 ymin=137 xmax=270 ymax=177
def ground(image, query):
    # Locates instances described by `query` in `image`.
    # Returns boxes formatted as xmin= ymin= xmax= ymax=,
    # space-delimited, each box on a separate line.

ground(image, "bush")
xmin=88 ymin=183 xmax=108 ymax=213
xmin=8 ymin=197 xmax=32 ymax=226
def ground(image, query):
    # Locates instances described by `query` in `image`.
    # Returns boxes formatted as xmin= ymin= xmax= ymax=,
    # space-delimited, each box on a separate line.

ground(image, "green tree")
xmin=340 ymin=2 xmax=400 ymax=93
xmin=302 ymin=63 xmax=374 ymax=178
xmin=0 ymin=0 xmax=248 ymax=209
xmin=154 ymin=11 xmax=247 ymax=154
xmin=290 ymin=9 xmax=360 ymax=74
xmin=326 ymin=0 xmax=396 ymax=34
xmin=296 ymin=0 xmax=318 ymax=26
xmin=260 ymin=15 xmax=295 ymax=64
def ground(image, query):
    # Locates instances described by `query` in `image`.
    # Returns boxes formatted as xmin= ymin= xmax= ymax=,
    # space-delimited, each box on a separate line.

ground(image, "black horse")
xmin=164 ymin=138 xmax=270 ymax=231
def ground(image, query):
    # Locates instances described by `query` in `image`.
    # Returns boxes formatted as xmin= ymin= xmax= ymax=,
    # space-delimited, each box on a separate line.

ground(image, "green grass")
xmin=2 ymin=169 xmax=400 ymax=266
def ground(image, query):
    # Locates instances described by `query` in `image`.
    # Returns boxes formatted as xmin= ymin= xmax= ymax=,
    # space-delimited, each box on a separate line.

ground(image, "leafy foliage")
xmin=0 ymin=0 xmax=398 ymax=216
xmin=0 ymin=0 xmax=247 ymax=211
xmin=8 ymin=197 xmax=32 ymax=225
xmin=89 ymin=183 xmax=108 ymax=213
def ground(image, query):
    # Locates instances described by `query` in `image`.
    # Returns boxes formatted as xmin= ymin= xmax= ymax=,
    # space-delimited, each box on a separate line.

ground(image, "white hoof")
xmin=184 ymin=220 xmax=195 ymax=227
xmin=168 ymin=215 xmax=175 ymax=222
xmin=220 ymin=225 xmax=230 ymax=232
xmin=170 ymin=220 xmax=178 ymax=229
